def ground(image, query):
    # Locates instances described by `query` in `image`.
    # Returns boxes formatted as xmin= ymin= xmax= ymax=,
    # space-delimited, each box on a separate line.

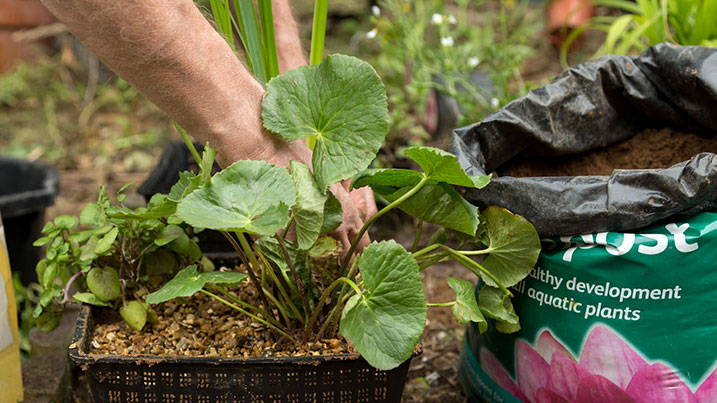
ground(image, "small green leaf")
xmin=53 ymin=215 xmax=79 ymax=230
xmin=480 ymin=207 xmax=541 ymax=288
xmin=87 ymin=267 xmax=121 ymax=302
xmin=385 ymin=183 xmax=479 ymax=235
xmin=120 ymin=301 xmax=148 ymax=331
xmin=73 ymin=292 xmax=109 ymax=306
xmin=478 ymin=285 xmax=518 ymax=325
xmin=290 ymin=161 xmax=328 ymax=250
xmin=199 ymin=143 xmax=217 ymax=183
xmin=320 ymin=193 xmax=343 ymax=234
xmin=496 ymin=320 xmax=521 ymax=334
xmin=117 ymin=182 xmax=134 ymax=194
xmin=168 ymin=171 xmax=202 ymax=203
xmin=176 ymin=160 xmax=295 ymax=235
xmin=146 ymin=266 xmax=248 ymax=304
xmin=41 ymin=262 xmax=59 ymax=289
xmin=106 ymin=200 xmax=177 ymax=220
xmin=350 ymin=169 xmax=423 ymax=190
xmin=155 ymin=225 xmax=184 ymax=246
xmin=405 ymin=146 xmax=490 ymax=188
xmin=167 ymin=231 xmax=201 ymax=261
xmin=41 ymin=222 xmax=54 ymax=233
xmin=340 ymin=241 xmax=426 ymax=370
xmin=262 ymin=54 xmax=388 ymax=190
xmin=79 ymin=236 xmax=99 ymax=262
xmin=470 ymin=175 xmax=491 ymax=189
xmin=94 ymin=227 xmax=118 ymax=255
xmin=80 ymin=203 xmax=107 ymax=228
xmin=447 ymin=277 xmax=487 ymax=331
xmin=33 ymin=236 xmax=52 ymax=247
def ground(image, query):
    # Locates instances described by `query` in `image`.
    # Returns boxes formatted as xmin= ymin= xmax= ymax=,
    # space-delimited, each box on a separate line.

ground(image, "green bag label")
xmin=460 ymin=211 xmax=717 ymax=402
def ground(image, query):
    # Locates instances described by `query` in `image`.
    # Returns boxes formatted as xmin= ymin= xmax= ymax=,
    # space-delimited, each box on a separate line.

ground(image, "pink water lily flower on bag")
xmin=479 ymin=325 xmax=717 ymax=403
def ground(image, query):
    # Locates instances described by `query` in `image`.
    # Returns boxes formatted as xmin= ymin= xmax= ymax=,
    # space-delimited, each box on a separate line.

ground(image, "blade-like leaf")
xmin=233 ymin=0 xmax=266 ymax=84
xmin=290 ymin=161 xmax=328 ymax=250
xmin=480 ymin=207 xmax=540 ymax=288
xmin=262 ymin=54 xmax=388 ymax=190
xmin=340 ymin=240 xmax=426 ymax=370
xmin=447 ymin=277 xmax=487 ymax=331
xmin=73 ymin=292 xmax=109 ymax=307
xmin=384 ymin=183 xmax=479 ymax=235
xmin=176 ymin=160 xmax=295 ymax=235
xmin=478 ymin=285 xmax=519 ymax=324
xmin=146 ymin=265 xmax=247 ymax=304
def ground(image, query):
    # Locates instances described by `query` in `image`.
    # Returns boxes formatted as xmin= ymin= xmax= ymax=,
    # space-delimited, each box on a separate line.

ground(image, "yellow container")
xmin=0 ymin=212 xmax=23 ymax=402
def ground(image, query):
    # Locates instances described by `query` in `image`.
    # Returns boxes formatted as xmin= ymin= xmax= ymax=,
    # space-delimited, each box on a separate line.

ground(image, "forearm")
xmin=41 ymin=0 xmax=300 ymax=167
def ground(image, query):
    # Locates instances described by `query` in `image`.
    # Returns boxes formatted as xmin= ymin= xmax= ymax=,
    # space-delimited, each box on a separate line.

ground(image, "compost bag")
xmin=454 ymin=44 xmax=717 ymax=402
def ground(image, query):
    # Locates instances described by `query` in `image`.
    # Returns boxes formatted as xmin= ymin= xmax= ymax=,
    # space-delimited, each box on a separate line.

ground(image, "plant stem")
xmin=418 ymin=252 xmax=449 ymax=271
xmin=458 ymin=248 xmax=494 ymax=255
xmin=315 ymin=289 xmax=354 ymax=340
xmin=275 ymin=235 xmax=311 ymax=320
xmin=235 ymin=231 xmax=274 ymax=313
xmin=174 ymin=122 xmax=201 ymax=165
xmin=208 ymin=285 xmax=282 ymax=328
xmin=201 ymin=289 xmax=292 ymax=340
xmin=443 ymin=246 xmax=513 ymax=297
xmin=410 ymin=220 xmax=423 ymax=252
xmin=309 ymin=0 xmax=329 ymax=65
xmin=63 ymin=271 xmax=83 ymax=304
xmin=412 ymin=243 xmax=440 ymax=259
xmin=255 ymin=248 xmax=304 ymax=325
xmin=427 ymin=301 xmax=456 ymax=307
xmin=342 ymin=176 xmax=429 ymax=271
xmin=260 ymin=287 xmax=294 ymax=330
xmin=304 ymin=277 xmax=359 ymax=340
xmin=324 ymin=259 xmax=359 ymax=338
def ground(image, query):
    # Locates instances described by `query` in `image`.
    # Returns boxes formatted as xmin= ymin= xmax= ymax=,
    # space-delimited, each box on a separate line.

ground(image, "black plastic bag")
xmin=452 ymin=43 xmax=717 ymax=237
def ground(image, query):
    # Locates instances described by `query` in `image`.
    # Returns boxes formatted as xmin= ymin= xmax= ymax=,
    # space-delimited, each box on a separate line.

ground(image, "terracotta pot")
xmin=546 ymin=0 xmax=595 ymax=49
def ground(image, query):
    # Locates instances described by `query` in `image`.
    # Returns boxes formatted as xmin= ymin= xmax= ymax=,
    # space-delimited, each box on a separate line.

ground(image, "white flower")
xmin=491 ymin=98 xmax=500 ymax=109
xmin=468 ymin=57 xmax=480 ymax=67
xmin=431 ymin=13 xmax=444 ymax=25
xmin=441 ymin=36 xmax=454 ymax=47
xmin=371 ymin=5 xmax=381 ymax=16
xmin=448 ymin=14 xmax=457 ymax=25
xmin=366 ymin=29 xmax=378 ymax=39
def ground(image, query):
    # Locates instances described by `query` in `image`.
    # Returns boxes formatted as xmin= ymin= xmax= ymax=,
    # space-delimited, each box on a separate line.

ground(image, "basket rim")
xmin=69 ymin=304 xmax=422 ymax=367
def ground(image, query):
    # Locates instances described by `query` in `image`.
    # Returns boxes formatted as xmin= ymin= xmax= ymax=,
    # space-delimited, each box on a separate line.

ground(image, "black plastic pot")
xmin=0 ymin=156 xmax=59 ymax=285
xmin=70 ymin=305 xmax=419 ymax=402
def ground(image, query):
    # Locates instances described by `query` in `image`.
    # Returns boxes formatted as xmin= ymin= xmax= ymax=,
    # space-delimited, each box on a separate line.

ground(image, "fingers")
xmin=329 ymin=183 xmax=371 ymax=258
xmin=341 ymin=180 xmax=378 ymax=222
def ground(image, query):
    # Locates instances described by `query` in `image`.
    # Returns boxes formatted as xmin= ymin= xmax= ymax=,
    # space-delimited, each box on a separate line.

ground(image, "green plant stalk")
xmin=410 ymin=219 xmax=423 ymax=252
xmin=275 ymin=235 xmax=311 ymax=320
xmin=323 ymin=258 xmax=359 ymax=339
xmin=208 ymin=284 xmax=282 ymax=327
xmin=257 ymin=0 xmax=279 ymax=80
xmin=341 ymin=176 xmax=430 ymax=271
xmin=304 ymin=277 xmax=359 ymax=340
xmin=443 ymin=246 xmax=513 ymax=297
xmin=427 ymin=301 xmax=456 ymax=307
xmin=412 ymin=243 xmax=441 ymax=259
xmin=235 ymin=231 xmax=274 ymax=314
xmin=309 ymin=0 xmax=329 ymax=66
xmin=418 ymin=252 xmax=449 ymax=271
xmin=315 ymin=289 xmax=355 ymax=340
xmin=260 ymin=286 xmax=294 ymax=330
xmin=174 ymin=123 xmax=202 ymax=165
xmin=201 ymin=289 xmax=292 ymax=340
xmin=255 ymin=246 xmax=304 ymax=325
xmin=234 ymin=0 xmax=266 ymax=84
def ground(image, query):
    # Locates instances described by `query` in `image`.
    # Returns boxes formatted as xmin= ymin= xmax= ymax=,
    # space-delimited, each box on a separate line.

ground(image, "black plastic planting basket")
xmin=69 ymin=305 xmax=418 ymax=402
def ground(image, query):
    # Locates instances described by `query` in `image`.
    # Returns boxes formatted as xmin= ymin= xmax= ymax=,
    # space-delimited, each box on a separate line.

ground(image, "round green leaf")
xmin=480 ymin=207 xmax=541 ymax=288
xmin=262 ymin=54 xmax=388 ymax=190
xmin=86 ymin=267 xmax=121 ymax=302
xmin=35 ymin=309 xmax=62 ymax=332
xmin=53 ymin=215 xmax=79 ymax=231
xmin=446 ymin=277 xmax=487 ymax=331
xmin=176 ymin=160 xmax=295 ymax=235
xmin=340 ymin=240 xmax=426 ymax=370
xmin=120 ymin=301 xmax=148 ymax=331
xmin=80 ymin=203 xmax=106 ymax=228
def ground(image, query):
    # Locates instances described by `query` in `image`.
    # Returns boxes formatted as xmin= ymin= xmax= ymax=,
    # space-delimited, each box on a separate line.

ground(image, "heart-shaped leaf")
xmin=120 ymin=301 xmax=148 ymax=331
xmin=480 ymin=207 xmax=541 ymax=288
xmin=54 ymin=215 xmax=79 ymax=230
xmin=290 ymin=161 xmax=328 ymax=250
xmin=447 ymin=277 xmax=486 ymax=331
xmin=405 ymin=146 xmax=491 ymax=188
xmin=384 ymin=183 xmax=479 ymax=235
xmin=73 ymin=292 xmax=109 ymax=307
xmin=340 ymin=240 xmax=426 ymax=370
xmin=146 ymin=265 xmax=248 ymax=304
xmin=478 ymin=284 xmax=519 ymax=324
xmin=86 ymin=267 xmax=121 ymax=302
xmin=176 ymin=160 xmax=295 ymax=235
xmin=262 ymin=54 xmax=388 ymax=190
